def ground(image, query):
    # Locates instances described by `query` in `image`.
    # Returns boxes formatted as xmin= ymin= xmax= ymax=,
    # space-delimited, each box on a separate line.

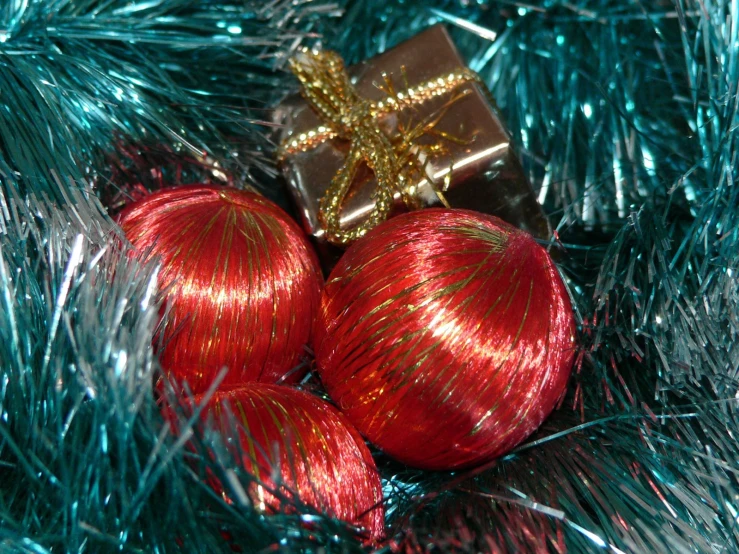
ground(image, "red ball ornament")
xmin=314 ymin=209 xmax=576 ymax=470
xmin=118 ymin=185 xmax=322 ymax=393
xmin=193 ymin=384 xmax=384 ymax=541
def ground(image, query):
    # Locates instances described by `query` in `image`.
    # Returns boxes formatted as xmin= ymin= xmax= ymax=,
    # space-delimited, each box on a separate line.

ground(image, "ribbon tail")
xmin=320 ymin=141 xmax=365 ymax=245
xmin=320 ymin=131 xmax=398 ymax=245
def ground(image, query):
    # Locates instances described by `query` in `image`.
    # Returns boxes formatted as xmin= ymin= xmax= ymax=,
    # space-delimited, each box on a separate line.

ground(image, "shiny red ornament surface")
xmin=194 ymin=384 xmax=384 ymax=541
xmin=118 ymin=185 xmax=322 ymax=392
xmin=314 ymin=209 xmax=576 ymax=470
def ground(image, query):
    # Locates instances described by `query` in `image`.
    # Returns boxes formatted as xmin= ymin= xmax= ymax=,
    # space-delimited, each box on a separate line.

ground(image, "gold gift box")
xmin=274 ymin=25 xmax=549 ymax=269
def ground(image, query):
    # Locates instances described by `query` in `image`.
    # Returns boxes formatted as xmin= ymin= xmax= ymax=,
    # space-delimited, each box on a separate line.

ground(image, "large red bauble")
xmin=194 ymin=384 xmax=384 ymax=541
xmin=314 ymin=209 xmax=576 ymax=471
xmin=118 ymin=185 xmax=322 ymax=393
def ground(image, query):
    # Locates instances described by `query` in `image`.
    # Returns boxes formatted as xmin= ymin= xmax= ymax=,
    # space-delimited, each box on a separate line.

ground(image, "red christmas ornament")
xmin=314 ymin=209 xmax=576 ymax=470
xmin=193 ymin=384 xmax=384 ymax=541
xmin=118 ymin=185 xmax=322 ymax=393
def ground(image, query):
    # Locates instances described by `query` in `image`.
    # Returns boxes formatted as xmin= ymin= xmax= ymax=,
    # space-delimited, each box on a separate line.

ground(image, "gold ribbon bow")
xmin=279 ymin=48 xmax=481 ymax=245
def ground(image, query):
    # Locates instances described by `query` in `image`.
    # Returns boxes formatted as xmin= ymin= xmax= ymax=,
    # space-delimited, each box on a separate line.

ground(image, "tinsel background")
xmin=1 ymin=0 xmax=738 ymax=552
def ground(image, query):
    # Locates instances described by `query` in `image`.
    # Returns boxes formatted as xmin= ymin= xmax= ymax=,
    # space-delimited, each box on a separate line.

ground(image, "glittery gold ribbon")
xmin=279 ymin=48 xmax=482 ymax=245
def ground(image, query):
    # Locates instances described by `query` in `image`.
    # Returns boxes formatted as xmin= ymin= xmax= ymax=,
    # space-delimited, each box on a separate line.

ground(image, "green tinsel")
xmin=2 ymin=0 xmax=739 ymax=552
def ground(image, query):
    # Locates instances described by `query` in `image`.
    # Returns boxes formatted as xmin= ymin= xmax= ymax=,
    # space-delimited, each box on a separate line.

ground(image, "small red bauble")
xmin=314 ymin=209 xmax=576 ymax=470
xmin=118 ymin=185 xmax=322 ymax=393
xmin=194 ymin=384 xmax=384 ymax=541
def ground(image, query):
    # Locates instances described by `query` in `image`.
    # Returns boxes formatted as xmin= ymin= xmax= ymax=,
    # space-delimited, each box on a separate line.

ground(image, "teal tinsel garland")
xmin=2 ymin=0 xmax=739 ymax=552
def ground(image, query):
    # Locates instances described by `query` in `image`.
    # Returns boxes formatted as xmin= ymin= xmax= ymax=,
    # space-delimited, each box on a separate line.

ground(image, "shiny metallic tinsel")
xmin=2 ymin=0 xmax=739 ymax=552
xmin=0 ymin=0 xmax=340 ymax=207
